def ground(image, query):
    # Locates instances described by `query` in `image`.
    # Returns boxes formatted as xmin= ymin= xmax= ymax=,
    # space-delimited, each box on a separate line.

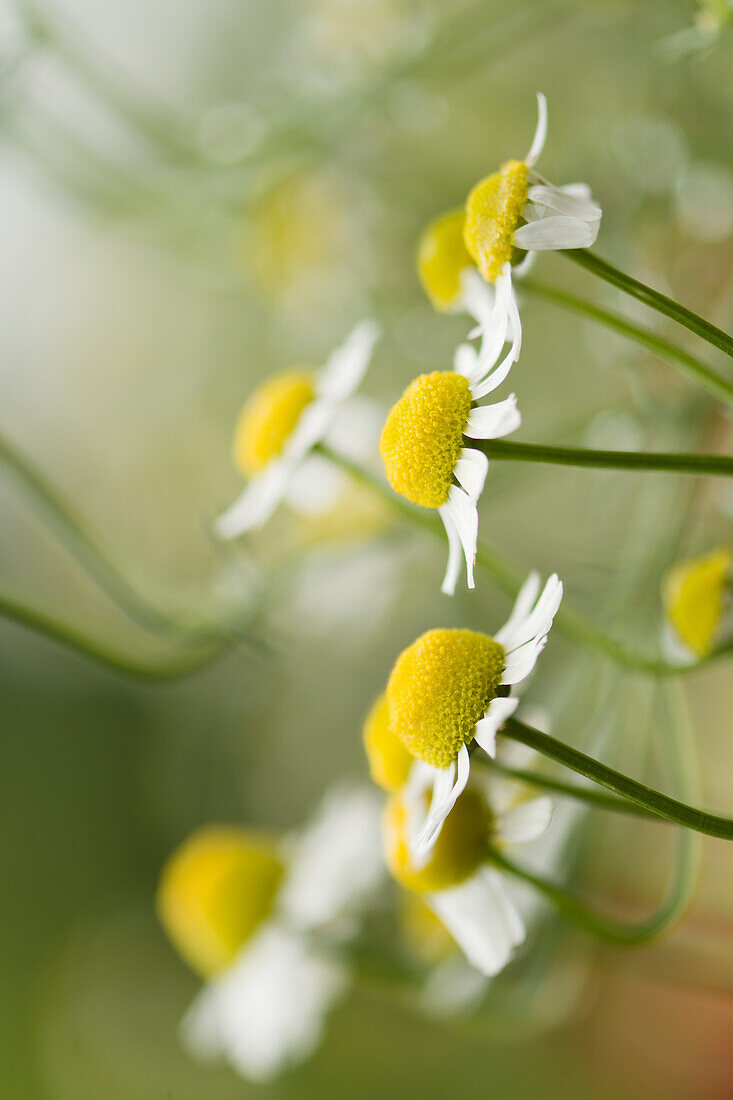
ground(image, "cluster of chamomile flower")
xmin=155 ymin=97 xmax=731 ymax=1082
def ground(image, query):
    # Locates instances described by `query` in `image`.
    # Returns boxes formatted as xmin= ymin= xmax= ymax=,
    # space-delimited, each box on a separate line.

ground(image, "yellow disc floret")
xmin=379 ymin=371 xmax=471 ymax=509
xmin=387 ymin=628 xmax=505 ymax=769
xmin=156 ymin=826 xmax=284 ymax=978
xmin=663 ymin=548 xmax=732 ymax=657
xmin=233 ymin=370 xmax=315 ymax=476
xmin=417 ymin=208 xmax=475 ymax=312
xmin=463 ymin=159 xmax=528 ymax=283
xmin=363 ymin=693 xmax=413 ymax=791
xmin=383 ymin=788 xmax=491 ymax=893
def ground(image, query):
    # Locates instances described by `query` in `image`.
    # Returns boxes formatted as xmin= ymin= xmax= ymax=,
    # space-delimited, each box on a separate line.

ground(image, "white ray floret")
xmin=215 ymin=320 xmax=380 ymax=539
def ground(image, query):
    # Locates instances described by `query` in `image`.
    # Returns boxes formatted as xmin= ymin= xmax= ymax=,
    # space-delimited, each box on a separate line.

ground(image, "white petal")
xmin=316 ymin=319 xmax=381 ymax=402
xmin=526 ymin=184 xmax=602 ymax=221
xmin=214 ymin=461 xmax=291 ymax=538
xmin=501 ymin=639 xmax=546 ymax=685
xmin=427 ymin=866 xmax=525 ymax=976
xmin=498 ymin=796 xmax=553 ymax=843
xmin=524 ymin=92 xmax=548 ymax=168
xmin=464 ymin=394 xmax=521 ymax=440
xmin=474 ymin=696 xmax=519 ymax=757
xmin=439 ymin=506 xmax=463 ymax=597
xmin=513 ymin=214 xmax=597 ymax=251
xmin=454 ymin=447 xmax=489 ymax=502
xmin=410 ymin=746 xmax=470 ymax=856
xmin=284 ymin=453 xmax=344 ymax=515
xmin=443 ymin=487 xmax=479 ymax=589
xmin=511 ymin=573 xmax=563 ymax=649
xmin=453 ymin=341 xmax=478 ymax=379
xmin=495 ymin=571 xmax=541 ymax=648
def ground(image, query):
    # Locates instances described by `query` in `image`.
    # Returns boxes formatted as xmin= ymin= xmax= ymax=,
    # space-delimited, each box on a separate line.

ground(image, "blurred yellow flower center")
xmin=383 ymin=788 xmax=491 ymax=892
xmin=663 ymin=548 xmax=732 ymax=657
xmin=417 ymin=208 xmax=475 ymax=311
xmin=363 ymin=693 xmax=413 ymax=791
xmin=387 ymin=628 xmax=505 ymax=769
xmin=400 ymin=893 xmax=457 ymax=962
xmin=463 ymin=159 xmax=528 ymax=282
xmin=379 ymin=371 xmax=472 ymax=509
xmin=233 ymin=370 xmax=315 ymax=476
xmin=156 ymin=826 xmax=284 ymax=978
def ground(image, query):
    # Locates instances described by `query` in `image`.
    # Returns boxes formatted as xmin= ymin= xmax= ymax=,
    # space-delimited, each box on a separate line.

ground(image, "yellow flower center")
xmin=233 ymin=370 xmax=315 ymax=476
xmin=379 ymin=371 xmax=472 ymax=509
xmin=417 ymin=208 xmax=475 ymax=311
xmin=383 ymin=788 xmax=491 ymax=893
xmin=387 ymin=628 xmax=505 ymax=769
xmin=156 ymin=826 xmax=285 ymax=978
xmin=463 ymin=159 xmax=528 ymax=283
xmin=363 ymin=693 xmax=413 ymax=791
xmin=663 ymin=548 xmax=732 ymax=657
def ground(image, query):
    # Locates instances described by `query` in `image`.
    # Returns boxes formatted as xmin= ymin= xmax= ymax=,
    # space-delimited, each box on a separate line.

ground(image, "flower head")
xmin=662 ymin=548 xmax=732 ymax=661
xmin=417 ymin=207 xmax=476 ymax=312
xmin=385 ymin=572 xmax=562 ymax=855
xmin=157 ymin=786 xmax=384 ymax=1082
xmin=363 ymin=692 xmax=413 ymax=791
xmin=216 ymin=320 xmax=380 ymax=539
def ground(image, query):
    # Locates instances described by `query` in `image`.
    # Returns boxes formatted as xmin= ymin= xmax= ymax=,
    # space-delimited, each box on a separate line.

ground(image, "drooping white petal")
xmin=527 ymin=184 xmax=602 ymax=222
xmin=454 ymin=447 xmax=489 ymax=502
xmin=442 ymin=486 xmax=479 ymax=588
xmin=182 ymin=925 xmax=347 ymax=1083
xmin=316 ymin=319 xmax=381 ymax=402
xmin=439 ymin=506 xmax=464 ymax=597
xmin=511 ymin=573 xmax=563 ymax=650
xmin=524 ymin=92 xmax=548 ymax=168
xmin=498 ymin=796 xmax=553 ymax=843
xmin=453 ymin=341 xmax=479 ymax=379
xmin=495 ymin=572 xmax=541 ymax=647
xmin=427 ymin=866 xmax=525 ymax=975
xmin=464 ymin=394 xmax=521 ymax=440
xmin=501 ymin=639 xmax=547 ymax=686
xmin=474 ymin=695 xmax=519 ymax=757
xmin=410 ymin=745 xmax=470 ymax=856
xmin=278 ymin=785 xmax=384 ymax=932
xmin=214 ymin=460 xmax=293 ymax=538
xmin=513 ymin=214 xmax=597 ymax=251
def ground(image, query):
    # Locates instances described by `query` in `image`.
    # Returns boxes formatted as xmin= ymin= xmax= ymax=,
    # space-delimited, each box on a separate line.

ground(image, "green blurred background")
xmin=0 ymin=0 xmax=732 ymax=1096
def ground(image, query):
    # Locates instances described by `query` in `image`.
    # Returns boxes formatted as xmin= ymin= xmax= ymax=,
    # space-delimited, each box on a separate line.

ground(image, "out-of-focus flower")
xmin=663 ymin=0 xmax=733 ymax=59
xmin=662 ymin=548 xmax=732 ymax=662
xmin=379 ymin=293 xmax=521 ymax=594
xmin=215 ymin=320 xmax=380 ymax=539
xmin=363 ymin=692 xmax=414 ymax=792
xmin=156 ymin=786 xmax=384 ymax=1082
xmin=381 ymin=571 xmax=562 ymax=856
xmin=383 ymin=780 xmax=552 ymax=976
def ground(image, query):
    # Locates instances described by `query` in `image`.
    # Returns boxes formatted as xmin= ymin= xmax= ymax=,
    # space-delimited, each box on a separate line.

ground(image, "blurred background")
xmin=0 ymin=0 xmax=732 ymax=1096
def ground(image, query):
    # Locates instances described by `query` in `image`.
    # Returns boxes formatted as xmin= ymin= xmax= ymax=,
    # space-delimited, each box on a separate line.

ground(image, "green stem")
xmin=470 ymin=439 xmax=733 ymax=478
xmin=315 ymin=444 xmax=732 ymax=676
xmin=472 ymin=755 xmax=657 ymax=818
xmin=502 ymin=717 xmax=733 ymax=840
xmin=523 ymin=279 xmax=733 ymax=405
xmin=0 ymin=590 xmax=230 ymax=681
xmin=487 ymin=846 xmax=690 ymax=946
xmin=564 ymin=250 xmax=733 ymax=360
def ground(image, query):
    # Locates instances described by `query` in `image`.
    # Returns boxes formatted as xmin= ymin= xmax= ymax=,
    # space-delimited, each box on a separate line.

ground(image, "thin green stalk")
xmin=316 ymin=444 xmax=732 ymax=676
xmin=488 ymin=846 xmax=690 ymax=946
xmin=470 ymin=439 xmax=733 ymax=478
xmin=472 ymin=755 xmax=657 ymax=818
xmin=564 ymin=250 xmax=733 ymax=360
xmin=502 ymin=717 xmax=733 ymax=840
xmin=0 ymin=590 xmax=231 ymax=681
xmin=523 ymin=279 xmax=733 ymax=405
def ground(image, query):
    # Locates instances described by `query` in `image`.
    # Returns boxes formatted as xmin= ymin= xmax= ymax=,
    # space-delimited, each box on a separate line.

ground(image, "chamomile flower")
xmin=385 ymin=571 xmax=562 ymax=856
xmin=380 ymin=297 xmax=522 ymax=595
xmin=215 ymin=320 xmax=380 ymax=539
xmin=661 ymin=548 xmax=732 ymax=662
xmin=156 ymin=786 xmax=383 ymax=1082
xmin=383 ymin=779 xmax=552 ymax=976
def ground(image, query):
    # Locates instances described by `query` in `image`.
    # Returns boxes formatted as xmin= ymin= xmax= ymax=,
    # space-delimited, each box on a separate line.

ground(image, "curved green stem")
xmin=0 ymin=590 xmax=231 ymax=681
xmin=564 ymin=250 xmax=733 ymax=360
xmin=523 ymin=279 xmax=733 ymax=405
xmin=315 ymin=444 xmax=732 ymax=676
xmin=503 ymin=717 xmax=733 ymax=840
xmin=488 ymin=845 xmax=692 ymax=946
xmin=470 ymin=438 xmax=733 ymax=478
xmin=472 ymin=754 xmax=657 ymax=818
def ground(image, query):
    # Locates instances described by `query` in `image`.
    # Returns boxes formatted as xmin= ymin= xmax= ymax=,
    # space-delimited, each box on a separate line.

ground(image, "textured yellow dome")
xmin=383 ymin=788 xmax=491 ymax=893
xmin=387 ymin=628 xmax=505 ymax=769
xmin=379 ymin=371 xmax=471 ymax=509
xmin=156 ymin=826 xmax=284 ymax=978
xmin=233 ymin=370 xmax=315 ymax=476
xmin=663 ymin=548 xmax=731 ymax=657
xmin=363 ymin=693 xmax=413 ymax=791
xmin=417 ymin=208 xmax=475 ymax=311
xmin=463 ymin=159 xmax=528 ymax=283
